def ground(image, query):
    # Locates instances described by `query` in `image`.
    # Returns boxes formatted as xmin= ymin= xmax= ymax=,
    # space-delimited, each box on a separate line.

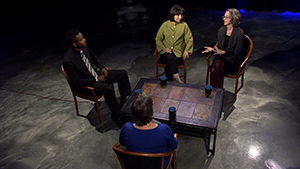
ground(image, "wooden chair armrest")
xmin=205 ymin=52 xmax=214 ymax=60
xmin=206 ymin=52 xmax=214 ymax=68
xmin=233 ymin=57 xmax=249 ymax=76
xmin=235 ymin=57 xmax=249 ymax=75
xmin=82 ymin=86 xmax=95 ymax=90
xmin=114 ymin=142 xmax=121 ymax=148
xmin=239 ymin=57 xmax=249 ymax=69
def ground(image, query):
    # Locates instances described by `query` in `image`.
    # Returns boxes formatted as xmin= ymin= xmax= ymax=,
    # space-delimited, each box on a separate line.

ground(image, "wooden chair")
xmin=113 ymin=134 xmax=178 ymax=169
xmin=205 ymin=34 xmax=253 ymax=101
xmin=153 ymin=48 xmax=187 ymax=83
xmin=61 ymin=64 xmax=104 ymax=123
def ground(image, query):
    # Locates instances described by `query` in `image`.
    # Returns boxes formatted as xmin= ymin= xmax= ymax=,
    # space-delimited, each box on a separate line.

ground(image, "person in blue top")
xmin=119 ymin=94 xmax=178 ymax=168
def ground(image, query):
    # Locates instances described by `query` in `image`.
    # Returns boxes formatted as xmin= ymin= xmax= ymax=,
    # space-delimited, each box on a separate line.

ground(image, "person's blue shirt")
xmin=119 ymin=122 xmax=178 ymax=167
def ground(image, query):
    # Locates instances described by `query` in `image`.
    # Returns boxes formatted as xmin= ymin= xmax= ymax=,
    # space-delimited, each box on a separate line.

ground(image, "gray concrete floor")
xmin=1 ymin=5 xmax=300 ymax=169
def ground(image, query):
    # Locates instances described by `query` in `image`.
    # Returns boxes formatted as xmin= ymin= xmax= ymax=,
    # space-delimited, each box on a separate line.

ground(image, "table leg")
xmin=211 ymin=129 xmax=217 ymax=156
xmin=203 ymin=128 xmax=210 ymax=155
xmin=204 ymin=128 xmax=217 ymax=155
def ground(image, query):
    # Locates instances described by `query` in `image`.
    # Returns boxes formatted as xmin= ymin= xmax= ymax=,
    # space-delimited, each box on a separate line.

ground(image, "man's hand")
xmin=97 ymin=74 xmax=106 ymax=82
xmin=100 ymin=68 xmax=108 ymax=76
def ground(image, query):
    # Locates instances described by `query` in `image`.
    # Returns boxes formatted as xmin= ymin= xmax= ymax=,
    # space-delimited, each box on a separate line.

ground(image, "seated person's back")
xmin=119 ymin=94 xmax=178 ymax=167
xmin=120 ymin=122 xmax=177 ymax=153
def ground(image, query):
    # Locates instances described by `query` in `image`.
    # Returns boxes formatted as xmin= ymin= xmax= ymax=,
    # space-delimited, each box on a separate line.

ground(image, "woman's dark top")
xmin=214 ymin=26 xmax=245 ymax=73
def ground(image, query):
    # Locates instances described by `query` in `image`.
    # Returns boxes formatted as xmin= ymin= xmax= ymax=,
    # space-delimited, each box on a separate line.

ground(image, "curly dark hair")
xmin=131 ymin=94 xmax=153 ymax=126
xmin=168 ymin=4 xmax=185 ymax=22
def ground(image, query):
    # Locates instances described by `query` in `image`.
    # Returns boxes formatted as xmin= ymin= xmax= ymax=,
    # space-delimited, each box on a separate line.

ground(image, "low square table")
xmin=121 ymin=78 xmax=224 ymax=155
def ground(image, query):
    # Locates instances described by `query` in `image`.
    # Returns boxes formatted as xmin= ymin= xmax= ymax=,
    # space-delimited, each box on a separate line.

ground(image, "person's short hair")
xmin=227 ymin=8 xmax=241 ymax=27
xmin=131 ymin=94 xmax=153 ymax=126
xmin=168 ymin=4 xmax=185 ymax=22
xmin=65 ymin=29 xmax=80 ymax=45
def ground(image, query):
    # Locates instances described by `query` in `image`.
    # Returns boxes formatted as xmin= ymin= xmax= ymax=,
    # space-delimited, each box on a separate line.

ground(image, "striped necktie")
xmin=80 ymin=50 xmax=98 ymax=82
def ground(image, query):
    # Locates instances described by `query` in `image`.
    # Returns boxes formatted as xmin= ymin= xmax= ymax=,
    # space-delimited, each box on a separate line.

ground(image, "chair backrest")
xmin=61 ymin=64 xmax=76 ymax=92
xmin=61 ymin=64 xmax=73 ymax=85
xmin=61 ymin=64 xmax=69 ymax=80
xmin=113 ymin=142 xmax=175 ymax=169
xmin=153 ymin=48 xmax=159 ymax=64
xmin=243 ymin=34 xmax=253 ymax=62
xmin=235 ymin=34 xmax=253 ymax=75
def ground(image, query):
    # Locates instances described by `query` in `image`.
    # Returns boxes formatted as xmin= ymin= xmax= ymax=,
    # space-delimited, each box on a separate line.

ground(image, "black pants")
xmin=158 ymin=53 xmax=184 ymax=81
xmin=75 ymin=69 xmax=132 ymax=114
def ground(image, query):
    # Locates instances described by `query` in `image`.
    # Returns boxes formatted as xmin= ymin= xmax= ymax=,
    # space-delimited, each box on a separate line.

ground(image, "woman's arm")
xmin=164 ymin=125 xmax=178 ymax=150
xmin=155 ymin=22 xmax=167 ymax=53
xmin=184 ymin=23 xmax=194 ymax=55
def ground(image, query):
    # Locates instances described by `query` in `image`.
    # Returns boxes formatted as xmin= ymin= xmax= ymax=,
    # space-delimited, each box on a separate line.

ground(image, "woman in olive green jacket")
xmin=155 ymin=4 xmax=194 ymax=83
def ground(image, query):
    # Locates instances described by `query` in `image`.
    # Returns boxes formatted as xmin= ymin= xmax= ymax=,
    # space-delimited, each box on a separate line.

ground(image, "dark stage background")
xmin=3 ymin=0 xmax=300 ymax=27
xmin=2 ymin=0 xmax=300 ymax=31
xmin=1 ymin=0 xmax=300 ymax=58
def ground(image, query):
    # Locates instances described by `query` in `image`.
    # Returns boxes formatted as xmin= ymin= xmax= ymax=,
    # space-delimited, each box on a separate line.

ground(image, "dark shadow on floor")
xmin=85 ymin=102 xmax=120 ymax=133
xmin=222 ymin=91 xmax=236 ymax=120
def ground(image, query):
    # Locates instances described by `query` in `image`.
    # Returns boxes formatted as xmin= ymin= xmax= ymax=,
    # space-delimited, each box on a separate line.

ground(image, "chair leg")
xmin=233 ymin=73 xmax=245 ymax=101
xmin=234 ymin=77 xmax=239 ymax=101
xmin=156 ymin=66 xmax=159 ymax=80
xmin=72 ymin=94 xmax=80 ymax=116
xmin=172 ymin=152 xmax=177 ymax=169
xmin=235 ymin=73 xmax=245 ymax=101
xmin=241 ymin=72 xmax=244 ymax=89
xmin=206 ymin=69 xmax=209 ymax=85
xmin=95 ymin=101 xmax=103 ymax=123
xmin=183 ymin=68 xmax=186 ymax=83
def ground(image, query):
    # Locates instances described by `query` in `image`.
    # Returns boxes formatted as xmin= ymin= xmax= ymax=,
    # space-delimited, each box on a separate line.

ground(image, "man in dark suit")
xmin=62 ymin=29 xmax=132 ymax=127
